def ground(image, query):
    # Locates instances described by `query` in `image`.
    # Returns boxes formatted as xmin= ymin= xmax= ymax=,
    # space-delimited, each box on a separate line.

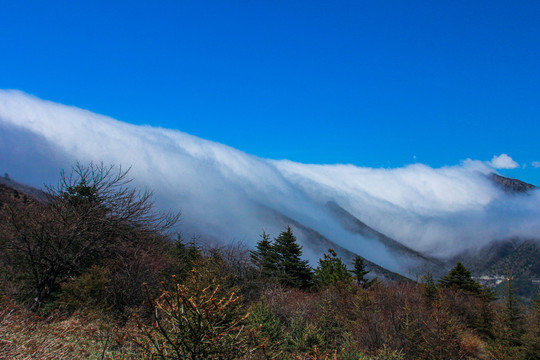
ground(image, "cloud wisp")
xmin=0 ymin=90 xmax=539 ymax=273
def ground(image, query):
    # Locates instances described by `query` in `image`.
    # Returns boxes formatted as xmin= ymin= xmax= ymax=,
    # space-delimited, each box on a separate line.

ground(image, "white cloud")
xmin=0 ymin=90 xmax=539 ymax=273
xmin=532 ymin=161 xmax=540 ymax=168
xmin=487 ymin=154 xmax=519 ymax=169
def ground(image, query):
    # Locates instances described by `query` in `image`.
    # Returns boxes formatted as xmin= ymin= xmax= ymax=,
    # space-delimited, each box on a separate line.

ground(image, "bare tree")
xmin=0 ymin=162 xmax=180 ymax=311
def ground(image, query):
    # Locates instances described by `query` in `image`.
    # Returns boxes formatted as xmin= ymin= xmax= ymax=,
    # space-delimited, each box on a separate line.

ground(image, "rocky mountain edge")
xmin=490 ymin=173 xmax=537 ymax=193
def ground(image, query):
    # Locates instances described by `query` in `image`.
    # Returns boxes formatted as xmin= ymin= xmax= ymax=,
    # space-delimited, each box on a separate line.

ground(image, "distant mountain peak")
xmin=490 ymin=173 xmax=536 ymax=193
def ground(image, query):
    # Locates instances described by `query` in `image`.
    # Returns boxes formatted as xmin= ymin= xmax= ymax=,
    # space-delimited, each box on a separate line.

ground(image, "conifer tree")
xmin=167 ymin=235 xmax=202 ymax=280
xmin=439 ymin=262 xmax=483 ymax=295
xmin=250 ymin=232 xmax=278 ymax=278
xmin=250 ymin=231 xmax=272 ymax=268
xmin=272 ymin=226 xmax=313 ymax=289
xmin=314 ymin=249 xmax=352 ymax=286
xmin=474 ymin=297 xmax=495 ymax=340
xmin=421 ymin=272 xmax=438 ymax=305
xmin=351 ymin=255 xmax=375 ymax=288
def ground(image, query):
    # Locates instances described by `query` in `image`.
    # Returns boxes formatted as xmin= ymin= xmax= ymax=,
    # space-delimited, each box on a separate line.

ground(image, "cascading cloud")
xmin=1 ymin=89 xmax=539 ymax=274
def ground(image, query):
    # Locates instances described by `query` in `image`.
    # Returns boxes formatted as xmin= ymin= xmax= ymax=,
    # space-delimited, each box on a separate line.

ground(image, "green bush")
xmin=286 ymin=313 xmax=324 ymax=353
xmin=248 ymin=301 xmax=284 ymax=343
xmin=58 ymin=265 xmax=111 ymax=313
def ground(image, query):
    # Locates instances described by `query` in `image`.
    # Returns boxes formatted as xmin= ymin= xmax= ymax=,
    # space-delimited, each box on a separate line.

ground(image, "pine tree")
xmin=351 ymin=255 xmax=375 ymax=288
xmin=250 ymin=232 xmax=279 ymax=278
xmin=250 ymin=231 xmax=272 ymax=268
xmin=421 ymin=295 xmax=463 ymax=359
xmin=167 ymin=235 xmax=202 ymax=279
xmin=439 ymin=262 xmax=483 ymax=295
xmin=314 ymin=249 xmax=352 ymax=287
xmin=421 ymin=272 xmax=438 ymax=305
xmin=272 ymin=226 xmax=313 ymax=289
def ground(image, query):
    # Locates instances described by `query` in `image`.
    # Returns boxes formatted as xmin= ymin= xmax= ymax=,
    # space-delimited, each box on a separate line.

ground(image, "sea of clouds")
xmin=1 ymin=90 xmax=539 ymax=272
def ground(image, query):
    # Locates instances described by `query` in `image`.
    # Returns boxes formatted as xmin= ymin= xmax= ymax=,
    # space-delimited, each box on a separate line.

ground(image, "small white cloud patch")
xmin=532 ymin=161 xmax=540 ymax=168
xmin=488 ymin=154 xmax=519 ymax=169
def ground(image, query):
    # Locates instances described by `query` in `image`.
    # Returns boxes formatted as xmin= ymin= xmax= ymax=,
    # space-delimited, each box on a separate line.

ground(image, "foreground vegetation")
xmin=1 ymin=164 xmax=539 ymax=359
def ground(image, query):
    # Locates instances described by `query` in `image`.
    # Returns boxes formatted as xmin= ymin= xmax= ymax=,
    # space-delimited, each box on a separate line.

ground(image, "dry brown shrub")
xmin=460 ymin=331 xmax=488 ymax=359
xmin=261 ymin=285 xmax=322 ymax=326
xmin=132 ymin=271 xmax=259 ymax=360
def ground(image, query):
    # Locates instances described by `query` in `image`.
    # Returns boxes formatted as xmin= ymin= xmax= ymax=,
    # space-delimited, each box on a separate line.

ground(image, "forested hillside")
xmin=1 ymin=164 xmax=539 ymax=359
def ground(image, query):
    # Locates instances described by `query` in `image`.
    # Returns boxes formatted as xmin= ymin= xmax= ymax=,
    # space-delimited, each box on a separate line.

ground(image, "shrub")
xmin=248 ymin=301 xmax=284 ymax=343
xmin=58 ymin=265 xmax=111 ymax=313
xmin=133 ymin=272 xmax=256 ymax=360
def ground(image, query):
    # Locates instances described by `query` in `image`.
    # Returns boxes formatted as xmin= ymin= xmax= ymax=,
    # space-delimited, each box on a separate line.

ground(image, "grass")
xmin=0 ymin=299 xmax=141 ymax=359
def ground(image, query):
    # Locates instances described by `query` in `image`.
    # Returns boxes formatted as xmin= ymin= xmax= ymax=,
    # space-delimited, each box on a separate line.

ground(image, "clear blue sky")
xmin=1 ymin=1 xmax=539 ymax=184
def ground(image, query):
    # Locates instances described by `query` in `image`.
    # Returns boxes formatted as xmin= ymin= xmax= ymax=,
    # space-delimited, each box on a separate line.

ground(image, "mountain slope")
xmin=454 ymin=238 xmax=540 ymax=301
xmin=452 ymin=177 xmax=540 ymax=300
xmin=325 ymin=201 xmax=445 ymax=277
xmin=261 ymin=205 xmax=411 ymax=281
xmin=0 ymin=174 xmax=48 ymax=201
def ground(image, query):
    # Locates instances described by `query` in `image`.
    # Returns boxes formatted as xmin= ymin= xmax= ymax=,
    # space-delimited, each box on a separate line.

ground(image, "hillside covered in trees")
xmin=1 ymin=164 xmax=539 ymax=359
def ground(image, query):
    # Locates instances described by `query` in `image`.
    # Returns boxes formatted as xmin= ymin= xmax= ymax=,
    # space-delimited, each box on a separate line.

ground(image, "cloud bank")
xmin=1 ymin=90 xmax=539 ymax=273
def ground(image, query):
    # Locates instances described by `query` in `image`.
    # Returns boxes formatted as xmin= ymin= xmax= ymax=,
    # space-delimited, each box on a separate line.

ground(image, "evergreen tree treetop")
xmin=250 ymin=231 xmax=272 ymax=267
xmin=351 ymin=255 xmax=375 ymax=288
xmin=315 ymin=249 xmax=352 ymax=287
xmin=271 ymin=226 xmax=313 ymax=289
xmin=250 ymin=231 xmax=278 ymax=278
xmin=250 ymin=227 xmax=313 ymax=289
xmin=439 ymin=262 xmax=483 ymax=295
xmin=421 ymin=272 xmax=438 ymax=305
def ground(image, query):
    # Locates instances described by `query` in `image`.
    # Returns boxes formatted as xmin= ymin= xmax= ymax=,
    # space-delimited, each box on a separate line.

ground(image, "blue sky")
xmin=1 ymin=1 xmax=539 ymax=184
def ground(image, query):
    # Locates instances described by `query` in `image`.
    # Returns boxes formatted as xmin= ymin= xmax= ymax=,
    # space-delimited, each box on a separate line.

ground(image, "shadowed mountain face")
xmin=259 ymin=205 xmax=413 ymax=282
xmin=451 ymin=177 xmax=540 ymax=301
xmin=1 ymin=90 xmax=540 ymax=285
xmin=326 ymin=201 xmax=432 ymax=262
xmin=453 ymin=238 xmax=540 ymax=301
xmin=324 ymin=201 xmax=445 ymax=277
